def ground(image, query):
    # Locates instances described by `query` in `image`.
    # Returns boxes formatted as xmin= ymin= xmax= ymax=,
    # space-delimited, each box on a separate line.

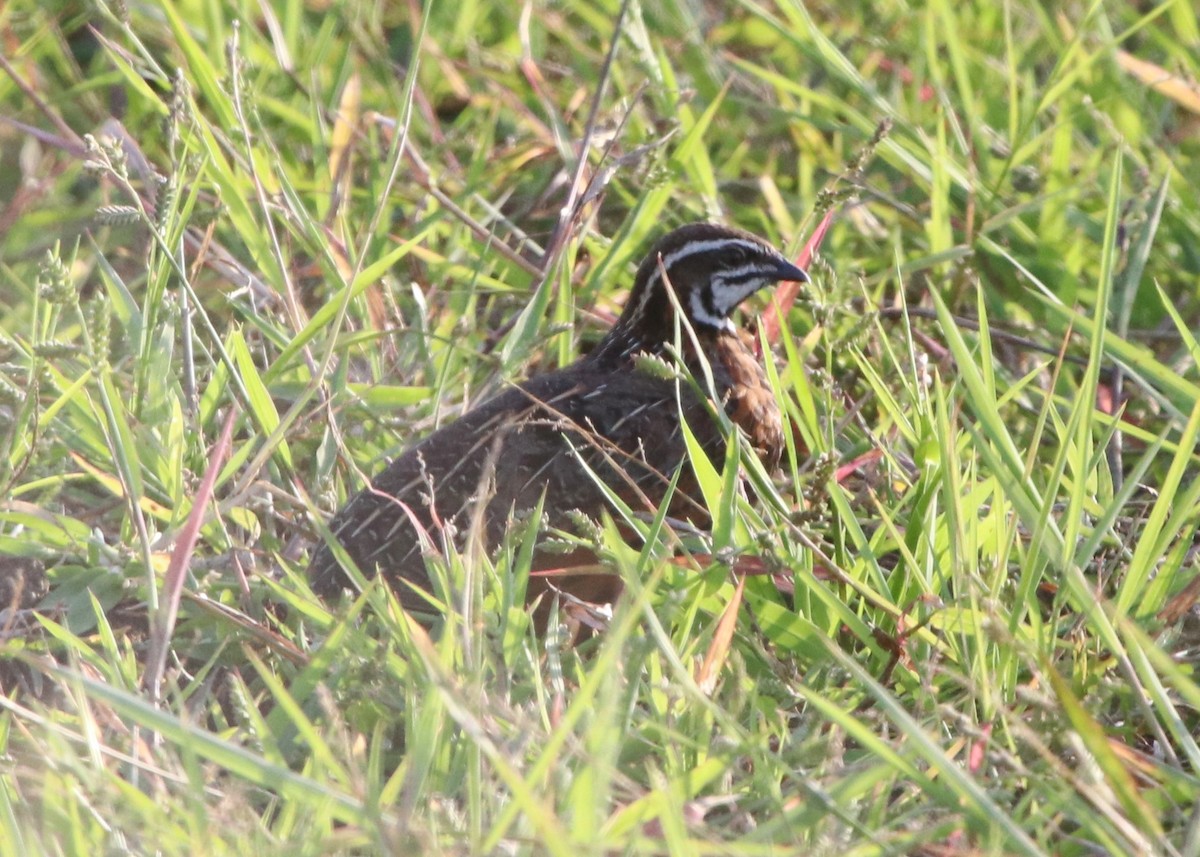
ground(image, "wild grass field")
xmin=2 ymin=0 xmax=1200 ymax=854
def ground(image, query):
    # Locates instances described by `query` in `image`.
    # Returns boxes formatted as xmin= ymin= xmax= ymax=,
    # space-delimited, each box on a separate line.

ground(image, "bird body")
xmin=308 ymin=223 xmax=807 ymax=611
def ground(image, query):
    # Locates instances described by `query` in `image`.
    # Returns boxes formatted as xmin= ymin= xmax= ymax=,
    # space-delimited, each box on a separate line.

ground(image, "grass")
xmin=2 ymin=0 xmax=1200 ymax=853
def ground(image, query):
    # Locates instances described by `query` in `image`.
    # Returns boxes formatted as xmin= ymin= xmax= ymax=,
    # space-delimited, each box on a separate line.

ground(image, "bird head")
xmin=598 ymin=223 xmax=808 ymax=359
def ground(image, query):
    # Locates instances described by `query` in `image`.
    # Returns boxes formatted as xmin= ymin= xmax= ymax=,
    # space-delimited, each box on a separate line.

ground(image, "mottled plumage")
xmin=307 ymin=223 xmax=807 ymax=612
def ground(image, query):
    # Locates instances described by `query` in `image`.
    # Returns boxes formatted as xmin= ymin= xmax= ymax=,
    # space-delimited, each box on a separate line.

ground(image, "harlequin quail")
xmin=308 ymin=223 xmax=808 ymax=613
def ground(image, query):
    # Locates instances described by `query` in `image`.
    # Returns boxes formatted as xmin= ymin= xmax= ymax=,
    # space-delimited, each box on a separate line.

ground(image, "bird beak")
xmin=774 ymin=259 xmax=809 ymax=284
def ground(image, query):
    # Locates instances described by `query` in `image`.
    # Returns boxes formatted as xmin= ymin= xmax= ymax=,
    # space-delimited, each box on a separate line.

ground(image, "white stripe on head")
xmin=646 ymin=238 xmax=771 ymax=293
xmin=663 ymin=237 xmax=768 ymax=268
xmin=640 ymin=237 xmax=775 ymax=318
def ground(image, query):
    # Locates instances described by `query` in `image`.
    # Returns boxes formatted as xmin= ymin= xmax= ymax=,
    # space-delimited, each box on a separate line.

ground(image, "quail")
xmin=308 ymin=223 xmax=808 ymax=614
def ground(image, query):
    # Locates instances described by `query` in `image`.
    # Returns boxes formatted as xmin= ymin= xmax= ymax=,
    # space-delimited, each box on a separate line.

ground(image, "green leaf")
xmin=227 ymin=328 xmax=293 ymax=470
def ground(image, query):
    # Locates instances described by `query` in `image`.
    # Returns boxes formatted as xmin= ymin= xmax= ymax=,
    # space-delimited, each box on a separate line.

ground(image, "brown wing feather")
xmin=306 ymin=367 xmax=725 ymax=607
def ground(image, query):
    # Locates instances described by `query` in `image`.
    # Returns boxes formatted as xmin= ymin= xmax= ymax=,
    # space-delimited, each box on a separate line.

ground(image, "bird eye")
xmin=727 ymin=247 xmax=751 ymax=266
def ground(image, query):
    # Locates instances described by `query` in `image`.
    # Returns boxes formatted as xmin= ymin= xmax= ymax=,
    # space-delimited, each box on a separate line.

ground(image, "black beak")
xmin=774 ymin=258 xmax=810 ymax=284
